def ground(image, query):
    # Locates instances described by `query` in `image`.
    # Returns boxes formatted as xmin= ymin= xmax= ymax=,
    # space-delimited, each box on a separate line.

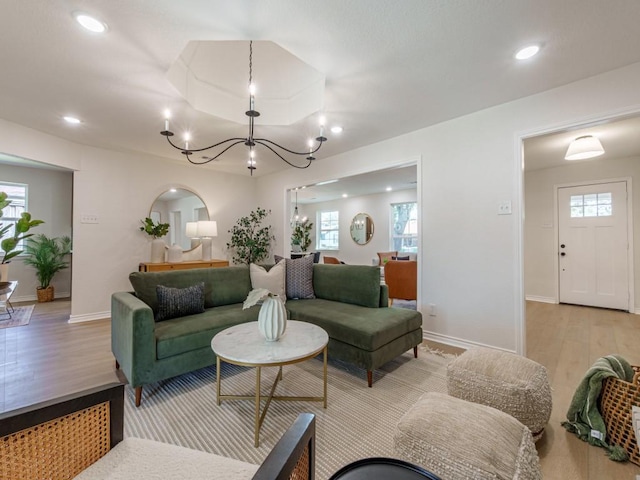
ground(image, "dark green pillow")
xmin=155 ymin=282 xmax=205 ymax=321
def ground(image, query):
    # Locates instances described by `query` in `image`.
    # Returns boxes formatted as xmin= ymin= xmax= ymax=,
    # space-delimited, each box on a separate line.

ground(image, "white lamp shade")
xmin=197 ymin=220 xmax=218 ymax=238
xmin=185 ymin=221 xmax=199 ymax=238
xmin=565 ymin=135 xmax=605 ymax=160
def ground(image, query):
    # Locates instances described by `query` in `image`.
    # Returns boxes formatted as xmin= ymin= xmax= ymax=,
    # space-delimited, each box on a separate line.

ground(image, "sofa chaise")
xmin=111 ymin=264 xmax=423 ymax=406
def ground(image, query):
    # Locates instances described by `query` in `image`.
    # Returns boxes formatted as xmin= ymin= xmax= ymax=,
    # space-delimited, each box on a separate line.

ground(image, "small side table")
xmin=0 ymin=281 xmax=18 ymax=320
xmin=329 ymin=458 xmax=441 ymax=480
xmin=211 ymin=320 xmax=328 ymax=447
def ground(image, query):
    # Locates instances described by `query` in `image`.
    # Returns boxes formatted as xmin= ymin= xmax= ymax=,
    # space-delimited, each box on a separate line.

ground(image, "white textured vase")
xmin=150 ymin=238 xmax=166 ymax=263
xmin=258 ymin=295 xmax=287 ymax=341
xmin=167 ymin=243 xmax=183 ymax=263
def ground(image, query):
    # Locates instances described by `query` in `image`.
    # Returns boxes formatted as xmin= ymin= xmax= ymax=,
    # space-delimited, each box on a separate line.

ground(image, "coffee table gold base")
xmin=216 ymin=345 xmax=328 ymax=447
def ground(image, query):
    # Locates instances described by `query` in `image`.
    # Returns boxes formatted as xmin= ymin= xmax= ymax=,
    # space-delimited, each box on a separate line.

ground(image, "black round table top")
xmin=328 ymin=457 xmax=441 ymax=480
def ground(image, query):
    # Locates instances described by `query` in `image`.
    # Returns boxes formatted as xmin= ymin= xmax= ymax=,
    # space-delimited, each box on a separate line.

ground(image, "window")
xmin=570 ymin=193 xmax=612 ymax=218
xmin=317 ymin=210 xmax=339 ymax=250
xmin=391 ymin=202 xmax=418 ymax=253
xmin=0 ymin=182 xmax=28 ymax=250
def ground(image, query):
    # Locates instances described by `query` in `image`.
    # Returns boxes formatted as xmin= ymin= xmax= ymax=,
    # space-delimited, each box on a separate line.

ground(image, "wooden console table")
xmin=139 ymin=259 xmax=229 ymax=272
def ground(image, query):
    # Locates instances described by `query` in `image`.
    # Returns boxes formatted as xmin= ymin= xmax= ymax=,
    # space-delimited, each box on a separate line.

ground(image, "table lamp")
xmin=197 ymin=220 xmax=218 ymax=261
xmin=185 ymin=221 xmax=200 ymax=249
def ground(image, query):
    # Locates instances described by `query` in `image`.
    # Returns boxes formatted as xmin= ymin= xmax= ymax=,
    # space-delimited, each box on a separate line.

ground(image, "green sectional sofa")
xmin=111 ymin=264 xmax=423 ymax=406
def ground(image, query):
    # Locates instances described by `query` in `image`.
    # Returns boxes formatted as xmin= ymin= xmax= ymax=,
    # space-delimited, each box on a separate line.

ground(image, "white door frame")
xmin=516 ymin=106 xmax=640 ymax=356
xmin=553 ymin=178 xmax=634 ymax=312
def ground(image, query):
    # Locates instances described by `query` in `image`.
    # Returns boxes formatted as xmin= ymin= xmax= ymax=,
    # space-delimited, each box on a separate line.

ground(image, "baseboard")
xmin=525 ymin=295 xmax=557 ymax=304
xmin=422 ymin=330 xmax=516 ymax=354
xmin=634 ymin=308 xmax=640 ymax=315
xmin=12 ymin=292 xmax=70 ymax=303
xmin=68 ymin=311 xmax=110 ymax=323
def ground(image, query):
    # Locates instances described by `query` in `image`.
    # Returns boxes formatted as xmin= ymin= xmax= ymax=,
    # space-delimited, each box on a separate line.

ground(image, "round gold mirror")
xmin=150 ymin=188 xmax=209 ymax=252
xmin=350 ymin=213 xmax=374 ymax=245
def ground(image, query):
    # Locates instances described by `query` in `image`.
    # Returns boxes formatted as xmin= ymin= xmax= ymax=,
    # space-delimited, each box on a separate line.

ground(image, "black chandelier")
xmin=160 ymin=41 xmax=327 ymax=175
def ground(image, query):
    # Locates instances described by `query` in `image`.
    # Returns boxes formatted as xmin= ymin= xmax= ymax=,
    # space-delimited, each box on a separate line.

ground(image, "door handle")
xmin=560 ymin=252 xmax=566 ymax=256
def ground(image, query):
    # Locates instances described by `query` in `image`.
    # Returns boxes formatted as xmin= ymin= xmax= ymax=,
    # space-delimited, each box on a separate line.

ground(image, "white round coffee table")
xmin=211 ymin=320 xmax=328 ymax=447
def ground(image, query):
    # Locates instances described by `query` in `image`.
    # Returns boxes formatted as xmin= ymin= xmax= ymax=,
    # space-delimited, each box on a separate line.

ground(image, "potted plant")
xmin=0 ymin=191 xmax=44 ymax=282
xmin=22 ymin=234 xmax=72 ymax=302
xmin=139 ymin=217 xmax=170 ymax=263
xmin=291 ymin=219 xmax=313 ymax=252
xmin=227 ymin=207 xmax=275 ymax=265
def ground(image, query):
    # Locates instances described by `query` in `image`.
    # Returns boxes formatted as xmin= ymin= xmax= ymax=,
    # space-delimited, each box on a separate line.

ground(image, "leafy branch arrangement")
xmin=139 ymin=217 xmax=170 ymax=239
xmin=291 ymin=219 xmax=313 ymax=251
xmin=0 ymin=191 xmax=44 ymax=265
xmin=227 ymin=207 xmax=275 ymax=265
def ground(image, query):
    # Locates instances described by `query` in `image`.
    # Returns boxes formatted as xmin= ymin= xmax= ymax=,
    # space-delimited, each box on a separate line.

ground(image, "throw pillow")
xmin=250 ymin=260 xmax=286 ymax=300
xmin=392 ymin=255 xmax=410 ymax=261
xmin=155 ymin=282 xmax=205 ymax=322
xmin=286 ymin=255 xmax=315 ymax=300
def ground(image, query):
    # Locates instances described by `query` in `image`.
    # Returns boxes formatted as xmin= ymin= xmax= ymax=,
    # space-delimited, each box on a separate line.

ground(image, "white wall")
xmin=298 ymin=189 xmax=417 ymax=265
xmin=0 ymin=120 xmax=258 ymax=321
xmin=258 ymin=61 xmax=640 ymax=353
xmin=525 ymin=155 xmax=640 ymax=307
xmin=0 ymin=164 xmax=73 ymax=301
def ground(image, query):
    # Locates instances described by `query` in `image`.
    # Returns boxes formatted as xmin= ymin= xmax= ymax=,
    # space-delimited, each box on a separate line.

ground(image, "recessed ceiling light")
xmin=342 ymin=194 xmax=348 ymax=198
xmin=331 ymin=126 xmax=343 ymax=134
xmin=74 ymin=13 xmax=107 ymax=33
xmin=515 ymin=45 xmax=540 ymax=60
xmin=63 ymin=116 xmax=81 ymax=124
xmin=386 ymin=187 xmax=392 ymax=192
xmin=169 ymin=188 xmax=177 ymax=193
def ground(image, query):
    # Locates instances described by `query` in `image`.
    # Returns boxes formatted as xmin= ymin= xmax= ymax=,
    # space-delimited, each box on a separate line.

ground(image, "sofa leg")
xmin=414 ymin=346 xmax=418 ymax=358
xmin=135 ymin=386 xmax=142 ymax=407
xmin=115 ymin=360 xmax=120 ymax=370
xmin=367 ymin=371 xmax=373 ymax=387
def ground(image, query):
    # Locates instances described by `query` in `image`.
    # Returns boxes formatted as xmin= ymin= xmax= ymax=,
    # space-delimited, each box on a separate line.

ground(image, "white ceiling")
xmin=1 ymin=1 xmax=640 ymax=177
xmin=294 ymin=165 xmax=417 ymax=204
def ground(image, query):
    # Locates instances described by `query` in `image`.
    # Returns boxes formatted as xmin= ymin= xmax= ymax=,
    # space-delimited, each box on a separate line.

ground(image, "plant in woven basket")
xmin=227 ymin=207 xmax=275 ymax=265
xmin=22 ymin=234 xmax=72 ymax=302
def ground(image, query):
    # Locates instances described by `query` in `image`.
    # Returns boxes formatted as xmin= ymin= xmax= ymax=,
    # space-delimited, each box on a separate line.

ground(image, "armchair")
xmin=0 ymin=383 xmax=316 ymax=480
xmin=323 ymin=256 xmax=342 ymax=264
xmin=384 ymin=259 xmax=417 ymax=305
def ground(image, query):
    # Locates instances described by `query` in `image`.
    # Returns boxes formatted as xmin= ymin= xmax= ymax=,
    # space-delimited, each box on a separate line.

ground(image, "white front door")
xmin=558 ymin=181 xmax=629 ymax=310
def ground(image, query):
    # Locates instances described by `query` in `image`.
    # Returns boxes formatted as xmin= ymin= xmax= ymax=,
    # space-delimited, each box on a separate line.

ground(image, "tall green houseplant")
xmin=22 ymin=234 xmax=72 ymax=302
xmin=0 ymin=191 xmax=44 ymax=265
xmin=227 ymin=207 xmax=275 ymax=265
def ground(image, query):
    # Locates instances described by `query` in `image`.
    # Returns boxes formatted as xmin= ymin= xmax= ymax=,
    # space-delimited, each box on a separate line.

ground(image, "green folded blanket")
xmin=561 ymin=354 xmax=634 ymax=461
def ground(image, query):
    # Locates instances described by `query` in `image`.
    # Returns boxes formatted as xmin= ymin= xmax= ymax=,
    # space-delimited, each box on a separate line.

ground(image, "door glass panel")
xmin=571 ymin=206 xmax=584 ymax=217
xmin=569 ymin=192 xmax=612 ymax=218
xmin=584 ymin=205 xmax=598 ymax=217
xmin=598 ymin=192 xmax=612 ymax=204
xmin=583 ymin=194 xmax=598 ymax=206
xmin=598 ymin=205 xmax=612 ymax=216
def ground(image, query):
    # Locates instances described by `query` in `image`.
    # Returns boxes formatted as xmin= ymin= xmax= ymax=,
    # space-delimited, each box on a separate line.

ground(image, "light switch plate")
xmin=498 ymin=201 xmax=512 ymax=215
xmin=81 ymin=214 xmax=98 ymax=224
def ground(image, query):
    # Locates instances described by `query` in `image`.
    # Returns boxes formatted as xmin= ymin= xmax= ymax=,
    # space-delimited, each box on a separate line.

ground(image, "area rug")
xmin=0 ymin=304 xmax=34 ymax=329
xmin=124 ymin=347 xmax=451 ymax=480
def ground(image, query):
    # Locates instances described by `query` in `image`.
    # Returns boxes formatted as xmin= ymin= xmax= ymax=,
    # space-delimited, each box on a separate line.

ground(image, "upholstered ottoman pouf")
xmin=394 ymin=392 xmax=541 ymax=480
xmin=447 ymin=347 xmax=552 ymax=441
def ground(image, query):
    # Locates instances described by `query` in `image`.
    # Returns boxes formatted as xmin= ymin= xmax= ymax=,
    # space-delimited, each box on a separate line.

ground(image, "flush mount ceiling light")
xmin=565 ymin=135 xmax=605 ymax=160
xmin=74 ymin=13 xmax=107 ymax=33
xmin=515 ymin=45 xmax=540 ymax=60
xmin=63 ymin=116 xmax=81 ymax=124
xmin=161 ymin=41 xmax=328 ymax=175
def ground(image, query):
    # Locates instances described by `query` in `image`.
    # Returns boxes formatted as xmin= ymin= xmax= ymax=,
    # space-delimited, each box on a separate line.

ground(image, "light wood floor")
xmin=1 ymin=299 xmax=639 ymax=478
